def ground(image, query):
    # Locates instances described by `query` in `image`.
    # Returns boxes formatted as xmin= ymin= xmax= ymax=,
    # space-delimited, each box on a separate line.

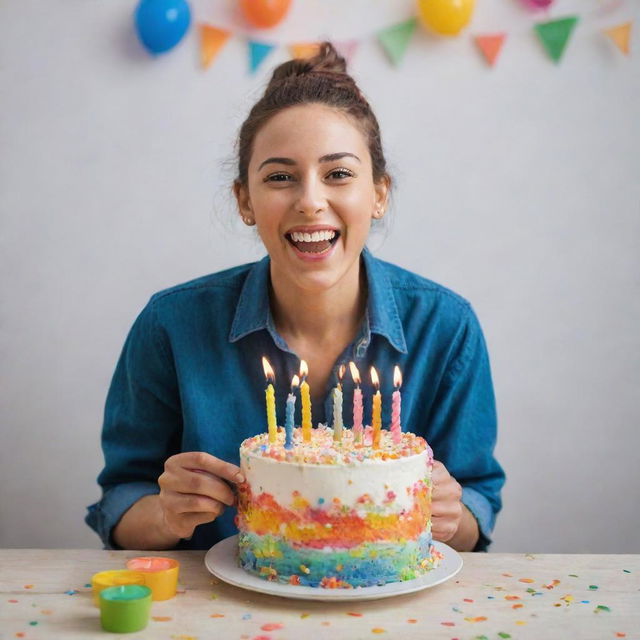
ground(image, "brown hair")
xmin=235 ymin=42 xmax=389 ymax=186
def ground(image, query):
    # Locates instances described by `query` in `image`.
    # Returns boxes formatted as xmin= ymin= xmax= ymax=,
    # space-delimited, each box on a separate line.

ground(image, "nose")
xmin=294 ymin=175 xmax=327 ymax=216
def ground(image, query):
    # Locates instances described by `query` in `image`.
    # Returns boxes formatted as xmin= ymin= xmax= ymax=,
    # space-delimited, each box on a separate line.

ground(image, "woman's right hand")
xmin=157 ymin=451 xmax=245 ymax=540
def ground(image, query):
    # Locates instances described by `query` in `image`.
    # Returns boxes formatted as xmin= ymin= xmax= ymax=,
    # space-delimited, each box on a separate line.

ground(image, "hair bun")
xmin=270 ymin=41 xmax=348 ymax=83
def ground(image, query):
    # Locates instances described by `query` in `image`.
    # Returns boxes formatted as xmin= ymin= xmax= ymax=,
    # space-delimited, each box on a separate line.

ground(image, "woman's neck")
xmin=269 ymin=262 xmax=365 ymax=347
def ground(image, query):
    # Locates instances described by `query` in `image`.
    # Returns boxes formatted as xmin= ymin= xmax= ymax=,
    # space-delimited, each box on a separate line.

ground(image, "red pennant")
xmin=474 ymin=34 xmax=507 ymax=67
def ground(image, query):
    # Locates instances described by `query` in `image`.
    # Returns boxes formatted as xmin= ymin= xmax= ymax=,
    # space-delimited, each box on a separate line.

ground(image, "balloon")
xmin=519 ymin=0 xmax=554 ymax=9
xmin=416 ymin=0 xmax=476 ymax=36
xmin=134 ymin=0 xmax=191 ymax=55
xmin=239 ymin=0 xmax=292 ymax=29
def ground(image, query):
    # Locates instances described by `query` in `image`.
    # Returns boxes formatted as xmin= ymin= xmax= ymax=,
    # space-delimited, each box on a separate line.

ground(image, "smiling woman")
xmin=86 ymin=42 xmax=504 ymax=556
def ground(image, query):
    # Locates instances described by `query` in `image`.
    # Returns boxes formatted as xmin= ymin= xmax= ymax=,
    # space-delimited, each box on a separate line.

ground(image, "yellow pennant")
xmin=289 ymin=43 xmax=321 ymax=60
xmin=199 ymin=24 xmax=231 ymax=69
xmin=604 ymin=21 xmax=632 ymax=56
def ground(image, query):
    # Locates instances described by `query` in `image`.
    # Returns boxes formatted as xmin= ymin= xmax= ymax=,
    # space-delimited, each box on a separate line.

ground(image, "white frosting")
xmin=240 ymin=449 xmax=429 ymax=512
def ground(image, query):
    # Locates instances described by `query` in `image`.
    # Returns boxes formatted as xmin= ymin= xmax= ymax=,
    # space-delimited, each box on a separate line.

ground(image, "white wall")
xmin=1 ymin=0 xmax=638 ymax=552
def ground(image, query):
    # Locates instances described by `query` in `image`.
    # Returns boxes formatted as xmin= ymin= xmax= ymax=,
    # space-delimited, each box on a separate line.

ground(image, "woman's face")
xmin=235 ymin=103 xmax=389 ymax=293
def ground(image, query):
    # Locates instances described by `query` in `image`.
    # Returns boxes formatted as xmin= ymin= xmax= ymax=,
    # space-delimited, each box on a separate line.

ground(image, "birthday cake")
xmin=236 ymin=425 xmax=441 ymax=589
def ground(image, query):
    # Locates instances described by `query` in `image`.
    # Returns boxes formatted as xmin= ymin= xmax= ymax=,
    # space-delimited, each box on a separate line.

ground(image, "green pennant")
xmin=378 ymin=18 xmax=418 ymax=66
xmin=534 ymin=16 xmax=579 ymax=63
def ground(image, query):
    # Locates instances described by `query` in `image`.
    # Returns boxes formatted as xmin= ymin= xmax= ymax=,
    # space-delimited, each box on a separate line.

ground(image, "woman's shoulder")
xmin=373 ymin=255 xmax=472 ymax=314
xmin=148 ymin=261 xmax=257 ymax=307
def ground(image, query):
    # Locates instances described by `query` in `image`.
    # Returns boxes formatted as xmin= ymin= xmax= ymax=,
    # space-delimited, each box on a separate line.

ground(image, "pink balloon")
xmin=519 ymin=0 xmax=554 ymax=9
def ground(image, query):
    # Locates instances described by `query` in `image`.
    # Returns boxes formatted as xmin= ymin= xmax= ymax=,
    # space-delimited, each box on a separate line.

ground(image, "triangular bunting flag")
xmin=289 ymin=43 xmax=321 ymax=60
xmin=200 ymin=25 xmax=231 ymax=69
xmin=474 ymin=33 xmax=507 ymax=67
xmin=248 ymin=40 xmax=276 ymax=73
xmin=378 ymin=18 xmax=418 ymax=67
xmin=534 ymin=16 xmax=579 ymax=63
xmin=604 ymin=22 xmax=632 ymax=56
xmin=333 ymin=40 xmax=359 ymax=64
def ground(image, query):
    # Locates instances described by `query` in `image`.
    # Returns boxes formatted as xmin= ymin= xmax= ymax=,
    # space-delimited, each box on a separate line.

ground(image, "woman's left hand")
xmin=431 ymin=459 xmax=463 ymax=543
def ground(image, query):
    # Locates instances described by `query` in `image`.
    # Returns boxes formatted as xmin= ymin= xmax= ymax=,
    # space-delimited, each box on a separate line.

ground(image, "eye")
xmin=327 ymin=167 xmax=355 ymax=180
xmin=265 ymin=172 xmax=293 ymax=182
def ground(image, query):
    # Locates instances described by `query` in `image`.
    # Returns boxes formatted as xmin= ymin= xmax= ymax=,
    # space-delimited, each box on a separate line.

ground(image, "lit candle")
xmin=371 ymin=366 xmax=382 ymax=449
xmin=285 ymin=374 xmax=299 ymax=449
xmin=349 ymin=361 xmax=363 ymax=444
xmin=99 ymin=584 xmax=152 ymax=633
xmin=391 ymin=365 xmax=402 ymax=444
xmin=262 ymin=357 xmax=277 ymax=444
xmin=332 ymin=364 xmax=346 ymax=442
xmin=299 ymin=360 xmax=312 ymax=442
xmin=125 ymin=556 xmax=180 ymax=601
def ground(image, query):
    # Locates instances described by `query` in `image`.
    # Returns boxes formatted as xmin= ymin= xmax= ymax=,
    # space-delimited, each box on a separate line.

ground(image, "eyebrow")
xmin=257 ymin=152 xmax=361 ymax=171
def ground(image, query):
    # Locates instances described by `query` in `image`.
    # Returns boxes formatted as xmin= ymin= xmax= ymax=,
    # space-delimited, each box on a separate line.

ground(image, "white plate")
xmin=204 ymin=535 xmax=462 ymax=601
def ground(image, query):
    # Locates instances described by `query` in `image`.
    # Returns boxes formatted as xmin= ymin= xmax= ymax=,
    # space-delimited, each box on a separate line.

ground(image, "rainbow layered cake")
xmin=236 ymin=426 xmax=441 ymax=588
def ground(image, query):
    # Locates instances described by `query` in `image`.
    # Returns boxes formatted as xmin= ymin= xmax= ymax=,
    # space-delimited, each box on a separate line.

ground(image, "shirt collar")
xmin=229 ymin=249 xmax=407 ymax=354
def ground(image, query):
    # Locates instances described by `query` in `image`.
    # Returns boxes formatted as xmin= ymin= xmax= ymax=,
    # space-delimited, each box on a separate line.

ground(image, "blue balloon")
xmin=134 ymin=0 xmax=191 ymax=55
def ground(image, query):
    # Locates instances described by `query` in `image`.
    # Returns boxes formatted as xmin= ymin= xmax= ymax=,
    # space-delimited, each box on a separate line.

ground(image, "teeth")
xmin=290 ymin=230 xmax=336 ymax=243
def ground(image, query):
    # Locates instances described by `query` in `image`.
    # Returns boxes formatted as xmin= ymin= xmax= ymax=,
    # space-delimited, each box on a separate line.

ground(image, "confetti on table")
xmin=347 ymin=612 xmax=363 ymax=617
xmin=464 ymin=616 xmax=488 ymax=623
xmin=261 ymin=623 xmax=284 ymax=631
xmin=407 ymin=619 xmax=417 ymax=623
xmin=242 ymin=613 xmax=252 ymax=620
xmin=516 ymin=621 xmax=527 ymax=625
xmin=371 ymin=629 xmax=386 ymax=634
xmin=505 ymin=595 xmax=521 ymax=601
xmin=615 ymin=633 xmax=627 ymax=638
xmin=300 ymin=613 xmax=310 ymax=619
xmin=519 ymin=578 xmax=535 ymax=583
xmin=152 ymin=616 xmax=173 ymax=622
xmin=41 ymin=610 xmax=53 ymax=615
xmin=64 ymin=590 xmax=78 ymax=595
xmin=321 ymin=621 xmax=331 ymax=626
xmin=252 ymin=636 xmax=271 ymax=640
xmin=498 ymin=633 xmax=512 ymax=639
xmin=512 ymin=603 xmax=524 ymax=609
xmin=569 ymin=574 xmax=579 ymax=578
xmin=589 ymin=585 xmax=599 ymax=590
xmin=543 ymin=580 xmax=560 ymax=589
xmin=29 ymin=621 xmax=38 ymax=626
xmin=441 ymin=621 xmax=455 ymax=626
xmin=8 ymin=599 xmax=18 ymax=603
xmin=16 ymin=633 xmax=26 ymax=638
xmin=623 ymin=569 xmax=631 ymax=573
xmin=595 ymin=605 xmax=611 ymax=612
xmin=84 ymin=583 xmax=91 ymax=588
xmin=210 ymin=593 xmax=218 ymax=599
xmin=502 ymin=573 xmax=513 ymax=577
xmin=24 ymin=585 xmax=34 ymax=589
xmin=464 ymin=598 xmax=474 ymax=602
xmin=210 ymin=613 xmax=225 ymax=618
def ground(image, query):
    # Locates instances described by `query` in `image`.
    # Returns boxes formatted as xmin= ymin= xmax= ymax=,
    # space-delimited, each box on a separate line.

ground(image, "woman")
xmin=86 ymin=43 xmax=504 ymax=552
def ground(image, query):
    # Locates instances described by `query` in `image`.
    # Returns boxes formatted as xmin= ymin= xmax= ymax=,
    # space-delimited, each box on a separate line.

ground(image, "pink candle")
xmin=349 ymin=362 xmax=363 ymax=444
xmin=391 ymin=366 xmax=402 ymax=444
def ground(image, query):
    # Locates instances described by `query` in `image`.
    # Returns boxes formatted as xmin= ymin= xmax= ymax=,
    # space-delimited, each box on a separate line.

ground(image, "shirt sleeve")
xmin=85 ymin=297 xmax=182 ymax=548
xmin=427 ymin=303 xmax=505 ymax=551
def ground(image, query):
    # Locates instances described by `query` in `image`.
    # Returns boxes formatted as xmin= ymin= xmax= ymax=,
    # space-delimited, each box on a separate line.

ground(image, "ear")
xmin=372 ymin=174 xmax=391 ymax=219
xmin=233 ymin=181 xmax=255 ymax=225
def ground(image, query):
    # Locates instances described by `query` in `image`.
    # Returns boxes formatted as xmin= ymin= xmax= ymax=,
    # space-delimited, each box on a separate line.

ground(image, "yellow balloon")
xmin=416 ymin=0 xmax=476 ymax=36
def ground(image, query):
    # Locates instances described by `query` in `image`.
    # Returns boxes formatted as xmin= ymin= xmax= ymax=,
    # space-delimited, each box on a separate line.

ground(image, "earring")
xmin=242 ymin=216 xmax=255 ymax=226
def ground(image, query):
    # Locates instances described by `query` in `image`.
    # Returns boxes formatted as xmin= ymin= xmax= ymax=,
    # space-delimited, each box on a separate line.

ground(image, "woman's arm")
xmin=113 ymin=495 xmax=181 ymax=550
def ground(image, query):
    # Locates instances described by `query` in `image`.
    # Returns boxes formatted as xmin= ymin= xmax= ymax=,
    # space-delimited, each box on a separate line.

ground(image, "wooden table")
xmin=1 ymin=550 xmax=638 ymax=639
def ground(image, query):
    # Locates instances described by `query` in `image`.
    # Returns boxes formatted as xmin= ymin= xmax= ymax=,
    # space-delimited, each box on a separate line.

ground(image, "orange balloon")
xmin=240 ymin=0 xmax=292 ymax=29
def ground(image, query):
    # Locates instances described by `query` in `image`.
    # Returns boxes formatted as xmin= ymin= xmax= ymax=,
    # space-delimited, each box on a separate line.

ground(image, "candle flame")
xmin=262 ymin=356 xmax=275 ymax=383
xmin=291 ymin=374 xmax=300 ymax=389
xmin=370 ymin=366 xmax=380 ymax=389
xmin=349 ymin=361 xmax=361 ymax=385
xmin=393 ymin=365 xmax=402 ymax=388
xmin=299 ymin=359 xmax=309 ymax=379
xmin=338 ymin=364 xmax=346 ymax=380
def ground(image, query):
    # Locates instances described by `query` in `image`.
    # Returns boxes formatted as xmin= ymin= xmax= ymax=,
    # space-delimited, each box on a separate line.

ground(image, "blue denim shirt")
xmin=86 ymin=249 xmax=504 ymax=551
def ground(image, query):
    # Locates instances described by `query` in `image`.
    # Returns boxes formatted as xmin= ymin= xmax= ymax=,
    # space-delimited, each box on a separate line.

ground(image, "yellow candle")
xmin=300 ymin=360 xmax=312 ymax=442
xmin=266 ymin=383 xmax=277 ymax=443
xmin=371 ymin=366 xmax=382 ymax=449
xmin=262 ymin=357 xmax=277 ymax=444
xmin=125 ymin=557 xmax=180 ymax=601
xmin=91 ymin=570 xmax=146 ymax=606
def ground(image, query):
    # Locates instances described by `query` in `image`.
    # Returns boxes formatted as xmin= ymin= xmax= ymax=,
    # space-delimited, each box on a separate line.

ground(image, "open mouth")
xmin=285 ymin=229 xmax=340 ymax=254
